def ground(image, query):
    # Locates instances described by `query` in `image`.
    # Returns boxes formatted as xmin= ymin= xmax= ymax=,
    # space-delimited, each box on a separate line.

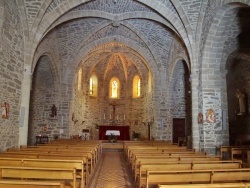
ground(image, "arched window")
xmin=148 ymin=72 xmax=152 ymax=93
xmin=89 ymin=74 xmax=98 ymax=97
xmin=77 ymin=68 xmax=82 ymax=91
xmin=110 ymin=77 xmax=120 ymax=98
xmin=133 ymin=75 xmax=141 ymax=98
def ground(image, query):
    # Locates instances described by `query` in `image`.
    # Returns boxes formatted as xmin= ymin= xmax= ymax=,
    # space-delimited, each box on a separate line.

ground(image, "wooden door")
xmin=172 ymin=118 xmax=185 ymax=143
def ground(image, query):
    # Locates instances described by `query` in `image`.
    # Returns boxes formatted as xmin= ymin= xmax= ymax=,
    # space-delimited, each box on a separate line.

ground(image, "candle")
xmin=117 ymin=115 xmax=119 ymax=120
xmin=124 ymin=114 xmax=125 ymax=120
xmin=104 ymin=113 xmax=106 ymax=119
xmin=110 ymin=114 xmax=111 ymax=119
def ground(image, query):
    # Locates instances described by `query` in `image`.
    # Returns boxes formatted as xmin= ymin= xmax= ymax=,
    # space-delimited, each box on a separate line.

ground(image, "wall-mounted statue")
xmin=50 ymin=104 xmax=57 ymax=117
xmin=236 ymin=89 xmax=246 ymax=115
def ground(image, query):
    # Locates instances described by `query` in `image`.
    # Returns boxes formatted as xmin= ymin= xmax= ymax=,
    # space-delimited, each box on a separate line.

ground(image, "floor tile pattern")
xmin=89 ymin=151 xmax=135 ymax=188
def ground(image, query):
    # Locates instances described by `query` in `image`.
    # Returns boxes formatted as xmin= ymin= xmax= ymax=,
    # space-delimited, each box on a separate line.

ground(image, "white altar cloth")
xmin=105 ymin=130 xmax=120 ymax=136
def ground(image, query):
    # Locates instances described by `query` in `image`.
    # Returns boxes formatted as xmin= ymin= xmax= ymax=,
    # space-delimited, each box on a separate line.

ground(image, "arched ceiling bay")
xmin=33 ymin=0 xmax=190 ymax=80
xmin=82 ymin=42 xmax=148 ymax=82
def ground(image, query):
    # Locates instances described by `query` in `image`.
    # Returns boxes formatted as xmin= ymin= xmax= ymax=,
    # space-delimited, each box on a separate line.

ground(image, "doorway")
xmin=172 ymin=118 xmax=186 ymax=144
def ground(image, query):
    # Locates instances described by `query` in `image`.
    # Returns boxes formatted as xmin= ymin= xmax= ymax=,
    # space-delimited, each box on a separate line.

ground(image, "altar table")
xmin=99 ymin=126 xmax=130 ymax=140
xmin=105 ymin=130 xmax=120 ymax=136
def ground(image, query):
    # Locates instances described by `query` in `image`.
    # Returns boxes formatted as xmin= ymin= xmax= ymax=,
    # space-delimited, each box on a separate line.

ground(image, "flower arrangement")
xmin=132 ymin=131 xmax=140 ymax=140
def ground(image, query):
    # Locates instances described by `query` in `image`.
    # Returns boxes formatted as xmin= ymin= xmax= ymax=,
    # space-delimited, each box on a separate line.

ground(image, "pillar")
xmin=19 ymin=65 xmax=32 ymax=147
xmin=191 ymin=71 xmax=200 ymax=151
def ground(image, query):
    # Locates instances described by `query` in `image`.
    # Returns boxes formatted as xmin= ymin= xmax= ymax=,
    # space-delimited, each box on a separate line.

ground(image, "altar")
xmin=99 ymin=126 xmax=130 ymax=140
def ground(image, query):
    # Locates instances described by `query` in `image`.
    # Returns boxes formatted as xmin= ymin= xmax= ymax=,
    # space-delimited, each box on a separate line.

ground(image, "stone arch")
xmin=28 ymin=53 xmax=60 ymax=145
xmin=65 ymin=19 xmax=163 ymax=72
xmin=67 ymin=36 xmax=159 ymax=86
xmin=26 ymin=0 xmax=192 ymax=72
xmin=30 ymin=0 xmax=53 ymax=35
xmin=201 ymin=2 xmax=250 ymax=83
xmin=169 ymin=58 xmax=191 ymax=142
xmin=169 ymin=0 xmax=193 ymax=37
xmin=24 ymin=0 xmax=91 ymax=69
xmin=32 ymin=52 xmax=60 ymax=92
xmin=45 ymin=11 xmax=178 ymax=38
xmin=135 ymin=0 xmax=193 ymax=63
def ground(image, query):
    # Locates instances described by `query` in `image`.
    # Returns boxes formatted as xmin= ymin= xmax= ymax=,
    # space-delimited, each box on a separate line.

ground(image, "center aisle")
xmin=89 ymin=151 xmax=135 ymax=188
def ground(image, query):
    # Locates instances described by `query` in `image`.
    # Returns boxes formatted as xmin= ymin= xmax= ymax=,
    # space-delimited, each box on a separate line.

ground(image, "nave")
xmin=88 ymin=151 xmax=135 ymax=188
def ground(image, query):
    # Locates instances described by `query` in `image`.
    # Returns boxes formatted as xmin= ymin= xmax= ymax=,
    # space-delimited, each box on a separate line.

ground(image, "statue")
xmin=236 ymin=89 xmax=246 ymax=115
xmin=50 ymin=104 xmax=57 ymax=117
xmin=1 ymin=102 xmax=9 ymax=119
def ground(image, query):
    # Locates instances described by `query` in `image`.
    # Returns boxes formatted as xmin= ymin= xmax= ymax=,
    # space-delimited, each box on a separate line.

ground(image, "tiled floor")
xmin=89 ymin=150 xmax=135 ymax=188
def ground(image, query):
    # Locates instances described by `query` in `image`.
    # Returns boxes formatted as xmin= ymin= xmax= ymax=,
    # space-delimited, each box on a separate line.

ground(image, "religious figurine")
xmin=236 ymin=89 xmax=246 ymax=115
xmin=50 ymin=104 xmax=57 ymax=117
xmin=1 ymin=102 xmax=9 ymax=119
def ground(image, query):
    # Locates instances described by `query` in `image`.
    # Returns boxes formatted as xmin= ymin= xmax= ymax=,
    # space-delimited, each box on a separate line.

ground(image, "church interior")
xmin=1 ymin=0 xmax=250 ymax=187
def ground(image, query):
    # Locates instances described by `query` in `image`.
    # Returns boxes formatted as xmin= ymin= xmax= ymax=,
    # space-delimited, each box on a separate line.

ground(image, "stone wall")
xmin=0 ymin=0 xmax=24 ymax=151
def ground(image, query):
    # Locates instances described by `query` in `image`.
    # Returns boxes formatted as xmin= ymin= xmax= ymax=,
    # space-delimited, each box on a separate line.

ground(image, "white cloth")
xmin=105 ymin=130 xmax=120 ymax=136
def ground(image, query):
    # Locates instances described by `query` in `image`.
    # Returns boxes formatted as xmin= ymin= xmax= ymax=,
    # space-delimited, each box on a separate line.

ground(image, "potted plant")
xmin=132 ymin=131 xmax=140 ymax=141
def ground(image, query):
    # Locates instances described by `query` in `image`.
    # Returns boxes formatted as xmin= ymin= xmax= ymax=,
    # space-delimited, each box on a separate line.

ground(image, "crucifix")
xmin=109 ymin=101 xmax=121 ymax=121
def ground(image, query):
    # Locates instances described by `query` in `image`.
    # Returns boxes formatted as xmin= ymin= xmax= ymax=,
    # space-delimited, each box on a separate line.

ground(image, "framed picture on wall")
xmin=206 ymin=108 xmax=216 ymax=123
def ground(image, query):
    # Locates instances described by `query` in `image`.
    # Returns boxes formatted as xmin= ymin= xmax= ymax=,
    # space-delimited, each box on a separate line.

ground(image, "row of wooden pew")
xmin=123 ymin=141 xmax=250 ymax=188
xmin=220 ymin=145 xmax=250 ymax=161
xmin=0 ymin=139 xmax=102 ymax=188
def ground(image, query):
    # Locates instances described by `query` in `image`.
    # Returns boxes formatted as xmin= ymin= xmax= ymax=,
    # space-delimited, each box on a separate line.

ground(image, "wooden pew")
xmin=132 ymin=156 xmax=221 ymax=174
xmin=0 ymin=180 xmax=65 ymax=188
xmin=231 ymin=147 xmax=249 ymax=160
xmin=0 ymin=158 xmax=87 ymax=188
xmin=126 ymin=147 xmax=193 ymax=160
xmin=158 ymin=182 xmax=250 ymax=188
xmin=220 ymin=145 xmax=250 ymax=159
xmin=138 ymin=161 xmax=242 ymax=188
xmin=8 ymin=147 xmax=97 ymax=166
xmin=0 ymin=166 xmax=79 ymax=188
xmin=0 ymin=150 xmax=93 ymax=178
xmin=130 ymin=152 xmax=209 ymax=167
xmin=129 ymin=151 xmax=206 ymax=165
xmin=145 ymin=168 xmax=250 ymax=188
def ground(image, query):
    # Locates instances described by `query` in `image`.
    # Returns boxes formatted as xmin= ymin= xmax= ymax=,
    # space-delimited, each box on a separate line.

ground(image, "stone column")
xmin=19 ymin=65 xmax=32 ymax=147
xmin=191 ymin=71 xmax=200 ymax=151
